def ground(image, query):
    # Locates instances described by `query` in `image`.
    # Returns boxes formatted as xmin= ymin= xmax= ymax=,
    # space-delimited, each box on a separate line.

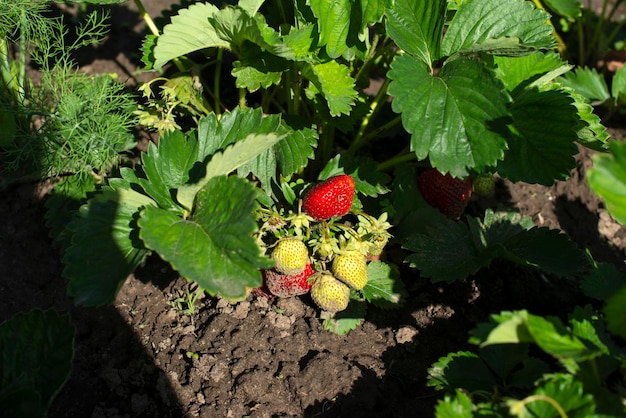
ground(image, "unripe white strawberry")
xmin=310 ymin=273 xmax=350 ymax=312
xmin=332 ymin=252 xmax=368 ymax=290
xmin=271 ymin=238 xmax=309 ymax=275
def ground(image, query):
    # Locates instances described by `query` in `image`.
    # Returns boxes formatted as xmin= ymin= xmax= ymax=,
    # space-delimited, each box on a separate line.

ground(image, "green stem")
xmin=239 ymin=88 xmax=246 ymax=108
xmin=348 ymin=77 xmax=391 ymax=155
xmin=134 ymin=0 xmax=160 ymax=37
xmin=376 ymin=151 xmax=418 ymax=171
xmin=134 ymin=0 xmax=185 ymax=73
xmin=353 ymin=33 xmax=381 ymax=84
xmin=514 ymin=395 xmax=568 ymax=418
xmin=352 ymin=114 xmax=402 ymax=156
xmin=588 ymin=0 xmax=610 ymax=63
xmin=577 ymin=18 xmax=586 ymax=64
xmin=214 ymin=48 xmax=223 ymax=113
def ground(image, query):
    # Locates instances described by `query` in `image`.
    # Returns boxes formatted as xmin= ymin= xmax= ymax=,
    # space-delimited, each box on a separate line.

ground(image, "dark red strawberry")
xmin=302 ymin=174 xmax=355 ymax=220
xmin=263 ymin=262 xmax=315 ymax=297
xmin=418 ymin=168 xmax=472 ymax=219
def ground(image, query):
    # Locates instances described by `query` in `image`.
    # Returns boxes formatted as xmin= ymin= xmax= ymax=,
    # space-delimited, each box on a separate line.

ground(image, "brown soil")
xmin=1 ymin=2 xmax=625 ymax=418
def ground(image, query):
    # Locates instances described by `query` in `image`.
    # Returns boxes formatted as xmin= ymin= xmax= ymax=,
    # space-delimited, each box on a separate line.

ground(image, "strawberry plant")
xmin=54 ymin=0 xmax=613 ymax=337
xmin=427 ymin=248 xmax=626 ymax=416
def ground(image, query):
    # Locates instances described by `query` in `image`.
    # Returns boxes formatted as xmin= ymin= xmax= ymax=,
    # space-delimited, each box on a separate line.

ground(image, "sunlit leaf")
xmin=139 ymin=176 xmax=272 ymax=299
xmin=442 ymin=0 xmax=555 ymax=57
xmin=385 ymin=0 xmax=447 ymax=68
xmin=588 ymin=141 xmax=626 ymax=225
xmin=153 ymin=3 xmax=227 ymax=69
xmin=388 ymin=56 xmax=510 ymax=177
xmin=302 ymin=60 xmax=358 ymax=116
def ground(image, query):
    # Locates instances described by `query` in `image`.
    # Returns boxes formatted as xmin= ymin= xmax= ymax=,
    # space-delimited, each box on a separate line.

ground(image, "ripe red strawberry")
xmin=302 ymin=174 xmax=355 ymax=220
xmin=417 ymin=168 xmax=472 ymax=219
xmin=263 ymin=262 xmax=314 ymax=297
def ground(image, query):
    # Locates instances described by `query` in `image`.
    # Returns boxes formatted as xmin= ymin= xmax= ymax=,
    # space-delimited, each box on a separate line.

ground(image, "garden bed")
xmin=1 ymin=1 xmax=626 ymax=417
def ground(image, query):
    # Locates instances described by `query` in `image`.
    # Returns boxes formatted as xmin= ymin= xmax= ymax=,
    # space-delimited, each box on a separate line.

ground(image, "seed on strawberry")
xmin=310 ymin=273 xmax=350 ymax=312
xmin=302 ymin=174 xmax=355 ymax=221
xmin=472 ymin=173 xmax=495 ymax=197
xmin=332 ymin=252 xmax=368 ymax=290
xmin=417 ymin=168 xmax=472 ymax=219
xmin=264 ymin=262 xmax=314 ymax=297
xmin=271 ymin=238 xmax=309 ymax=275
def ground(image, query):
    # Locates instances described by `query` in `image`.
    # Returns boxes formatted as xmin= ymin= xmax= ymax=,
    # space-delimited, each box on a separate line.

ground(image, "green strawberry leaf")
xmin=517 ymin=374 xmax=596 ymax=418
xmin=580 ymin=261 xmax=626 ymax=301
xmin=569 ymin=91 xmax=610 ymax=151
xmin=558 ymin=67 xmax=611 ymax=103
xmin=604 ymin=285 xmax=626 ymax=340
xmin=302 ymin=61 xmax=358 ymax=117
xmin=64 ymin=189 xmax=154 ymax=306
xmin=588 ymin=140 xmax=626 ymax=225
xmin=0 ymin=309 xmax=74 ymax=415
xmin=361 ymin=0 xmax=391 ymax=25
xmin=209 ymin=7 xmax=286 ymax=57
xmin=322 ymin=300 xmax=367 ymax=335
xmin=139 ymin=129 xmax=199 ymax=212
xmin=139 ymin=175 xmax=272 ymax=299
xmin=239 ymin=116 xmax=318 ymax=194
xmin=388 ymin=56 xmax=510 ymax=177
xmin=141 ymin=34 xmax=157 ymax=70
xmin=493 ymin=52 xmax=570 ymax=93
xmin=568 ymin=305 xmax=611 ymax=356
xmin=176 ymin=108 xmax=314 ymax=202
xmin=404 ymin=209 xmax=588 ymax=283
xmin=542 ymin=0 xmax=582 ymax=19
xmin=403 ymin=213 xmax=489 ymax=283
xmin=177 ymin=132 xmax=285 ymax=209
xmin=497 ymin=87 xmax=579 ymax=185
xmin=427 ymin=351 xmax=497 ymax=392
xmin=362 ymin=261 xmax=407 ymax=308
xmin=479 ymin=310 xmax=599 ymax=362
xmin=232 ymin=58 xmax=283 ymax=91
xmin=44 ymin=174 xmax=99 ymax=251
xmin=385 ymin=0 xmax=447 ymax=68
xmin=308 ymin=0 xmax=351 ymax=58
xmin=434 ymin=390 xmax=474 ymax=418
xmin=441 ymin=0 xmax=555 ymax=58
xmin=153 ymin=3 xmax=228 ymax=69
xmin=611 ymin=66 xmax=626 ymax=105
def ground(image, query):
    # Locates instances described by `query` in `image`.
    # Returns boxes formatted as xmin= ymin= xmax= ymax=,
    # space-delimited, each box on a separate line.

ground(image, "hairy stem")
xmin=348 ymin=77 xmax=391 ymax=155
xmin=513 ymin=395 xmax=568 ymax=418
xmin=134 ymin=0 xmax=185 ymax=72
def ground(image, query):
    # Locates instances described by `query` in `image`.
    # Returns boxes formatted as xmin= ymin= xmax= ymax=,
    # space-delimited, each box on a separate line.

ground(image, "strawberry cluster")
xmin=253 ymin=174 xmax=392 ymax=314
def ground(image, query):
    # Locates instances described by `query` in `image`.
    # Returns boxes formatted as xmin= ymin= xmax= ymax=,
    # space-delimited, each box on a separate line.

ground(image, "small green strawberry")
xmin=367 ymin=235 xmax=388 ymax=259
xmin=302 ymin=174 xmax=355 ymax=220
xmin=271 ymin=238 xmax=309 ymax=275
xmin=472 ymin=173 xmax=495 ymax=197
xmin=310 ymin=273 xmax=350 ymax=312
xmin=332 ymin=252 xmax=368 ymax=290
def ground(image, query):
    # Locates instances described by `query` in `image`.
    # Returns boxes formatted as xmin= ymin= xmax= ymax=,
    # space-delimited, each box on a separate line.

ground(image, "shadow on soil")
xmin=0 ymin=184 xmax=185 ymax=417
